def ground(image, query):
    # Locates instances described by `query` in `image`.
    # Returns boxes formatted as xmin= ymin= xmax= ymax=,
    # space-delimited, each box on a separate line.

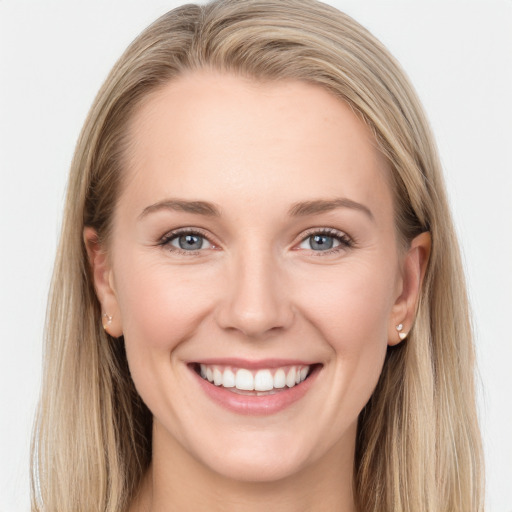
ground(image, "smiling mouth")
xmin=190 ymin=363 xmax=319 ymax=396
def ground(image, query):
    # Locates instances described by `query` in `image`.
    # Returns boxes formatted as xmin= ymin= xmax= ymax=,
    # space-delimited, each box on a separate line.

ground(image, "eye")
xmin=297 ymin=229 xmax=352 ymax=253
xmin=172 ymin=233 xmax=211 ymax=251
xmin=160 ymin=229 xmax=213 ymax=253
xmin=301 ymin=234 xmax=339 ymax=251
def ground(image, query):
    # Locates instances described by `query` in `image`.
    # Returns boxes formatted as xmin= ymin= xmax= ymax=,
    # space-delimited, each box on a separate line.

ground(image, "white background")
xmin=1 ymin=1 xmax=511 ymax=510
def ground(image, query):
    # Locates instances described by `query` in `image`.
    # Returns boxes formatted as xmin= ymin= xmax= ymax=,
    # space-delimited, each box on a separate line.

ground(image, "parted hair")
xmin=31 ymin=1 xmax=484 ymax=510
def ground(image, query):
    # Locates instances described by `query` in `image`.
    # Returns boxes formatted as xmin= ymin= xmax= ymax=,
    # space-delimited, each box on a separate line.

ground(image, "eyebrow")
xmin=138 ymin=197 xmax=373 ymax=221
xmin=138 ymin=199 xmax=222 ymax=219
xmin=288 ymin=198 xmax=374 ymax=221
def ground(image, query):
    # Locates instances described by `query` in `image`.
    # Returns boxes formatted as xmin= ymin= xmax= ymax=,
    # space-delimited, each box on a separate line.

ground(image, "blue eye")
xmin=298 ymin=230 xmax=352 ymax=253
xmin=160 ymin=228 xmax=350 ymax=256
xmin=163 ymin=231 xmax=212 ymax=252
xmin=308 ymin=234 xmax=338 ymax=250
xmin=173 ymin=234 xmax=207 ymax=250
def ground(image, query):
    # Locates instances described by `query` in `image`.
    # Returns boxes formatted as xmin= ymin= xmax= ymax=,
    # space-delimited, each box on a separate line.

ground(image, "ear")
xmin=84 ymin=227 xmax=123 ymax=337
xmin=388 ymin=231 xmax=431 ymax=346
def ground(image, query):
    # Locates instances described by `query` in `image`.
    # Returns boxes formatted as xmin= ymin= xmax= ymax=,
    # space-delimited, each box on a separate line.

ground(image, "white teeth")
xmin=274 ymin=369 xmax=286 ymax=388
xmin=198 ymin=364 xmax=311 ymax=392
xmin=254 ymin=369 xmax=273 ymax=391
xmin=286 ymin=367 xmax=296 ymax=388
xmin=213 ymin=368 xmax=223 ymax=386
xmin=222 ymin=369 xmax=235 ymax=388
xmin=236 ymin=369 xmax=254 ymax=390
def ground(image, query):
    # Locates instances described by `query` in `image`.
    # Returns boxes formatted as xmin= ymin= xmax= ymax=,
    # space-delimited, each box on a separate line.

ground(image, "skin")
xmin=85 ymin=71 xmax=430 ymax=512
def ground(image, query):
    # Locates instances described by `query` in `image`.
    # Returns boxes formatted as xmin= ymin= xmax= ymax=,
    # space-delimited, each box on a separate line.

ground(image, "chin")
xmin=192 ymin=430 xmax=315 ymax=483
xmin=206 ymin=452 xmax=308 ymax=483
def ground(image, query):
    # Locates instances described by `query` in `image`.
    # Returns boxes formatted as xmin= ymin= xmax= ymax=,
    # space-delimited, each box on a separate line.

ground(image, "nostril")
xmin=214 ymin=282 xmax=296 ymax=338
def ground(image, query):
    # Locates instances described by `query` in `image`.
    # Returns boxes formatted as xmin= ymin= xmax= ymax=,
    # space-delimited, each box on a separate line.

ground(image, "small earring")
xmin=396 ymin=323 xmax=407 ymax=341
xmin=103 ymin=313 xmax=113 ymax=331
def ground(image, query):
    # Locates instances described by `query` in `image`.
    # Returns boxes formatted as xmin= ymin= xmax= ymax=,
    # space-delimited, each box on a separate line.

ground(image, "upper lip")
xmin=188 ymin=358 xmax=319 ymax=369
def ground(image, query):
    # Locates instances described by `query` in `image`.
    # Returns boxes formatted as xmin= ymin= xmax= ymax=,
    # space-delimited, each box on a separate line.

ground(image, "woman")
xmin=31 ymin=0 xmax=484 ymax=510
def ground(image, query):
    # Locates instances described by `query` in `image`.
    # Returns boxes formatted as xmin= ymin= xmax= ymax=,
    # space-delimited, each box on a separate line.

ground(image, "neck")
xmin=131 ymin=421 xmax=358 ymax=512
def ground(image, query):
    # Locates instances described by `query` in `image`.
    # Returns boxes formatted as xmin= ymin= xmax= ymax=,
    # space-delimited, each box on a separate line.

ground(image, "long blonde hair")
xmin=31 ymin=1 xmax=484 ymax=510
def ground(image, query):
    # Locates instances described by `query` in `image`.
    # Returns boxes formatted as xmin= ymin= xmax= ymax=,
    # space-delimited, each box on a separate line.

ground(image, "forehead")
xmin=120 ymin=71 xmax=393 ymax=225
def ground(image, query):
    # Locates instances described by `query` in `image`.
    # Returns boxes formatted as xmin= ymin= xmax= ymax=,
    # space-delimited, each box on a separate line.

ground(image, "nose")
xmin=215 ymin=249 xmax=295 ymax=339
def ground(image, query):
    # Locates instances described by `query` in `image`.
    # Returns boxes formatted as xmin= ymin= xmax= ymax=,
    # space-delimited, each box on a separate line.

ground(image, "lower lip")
xmin=190 ymin=365 xmax=321 ymax=415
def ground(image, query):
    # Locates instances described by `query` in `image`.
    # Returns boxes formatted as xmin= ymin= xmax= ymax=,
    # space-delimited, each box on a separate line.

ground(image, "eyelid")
xmin=297 ymin=226 xmax=352 ymax=242
xmin=160 ymin=226 xmax=212 ymax=242
xmin=159 ymin=227 xmax=219 ymax=254
xmin=157 ymin=226 xmax=353 ymax=256
xmin=294 ymin=227 xmax=353 ymax=254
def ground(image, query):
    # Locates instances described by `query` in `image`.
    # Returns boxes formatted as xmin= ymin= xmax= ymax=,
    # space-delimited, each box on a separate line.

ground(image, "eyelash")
xmin=158 ymin=227 xmax=353 ymax=257
xmin=158 ymin=228 xmax=213 ymax=256
xmin=298 ymin=227 xmax=353 ymax=256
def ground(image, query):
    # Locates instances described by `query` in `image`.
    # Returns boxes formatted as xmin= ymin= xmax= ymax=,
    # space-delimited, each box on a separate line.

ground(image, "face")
xmin=89 ymin=71 xmax=423 ymax=483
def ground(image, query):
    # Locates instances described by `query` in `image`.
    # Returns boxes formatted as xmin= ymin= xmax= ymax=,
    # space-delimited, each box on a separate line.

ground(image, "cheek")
xmin=112 ymin=254 xmax=220 ymax=418
xmin=114 ymin=255 xmax=217 ymax=354
xmin=294 ymin=257 xmax=396 ymax=412
xmin=298 ymin=258 xmax=396 ymax=346
xmin=295 ymin=260 xmax=396 ymax=433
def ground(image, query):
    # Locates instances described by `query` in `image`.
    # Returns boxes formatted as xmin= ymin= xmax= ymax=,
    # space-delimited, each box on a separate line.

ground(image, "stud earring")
xmin=103 ymin=313 xmax=113 ymax=331
xmin=396 ymin=323 xmax=407 ymax=341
